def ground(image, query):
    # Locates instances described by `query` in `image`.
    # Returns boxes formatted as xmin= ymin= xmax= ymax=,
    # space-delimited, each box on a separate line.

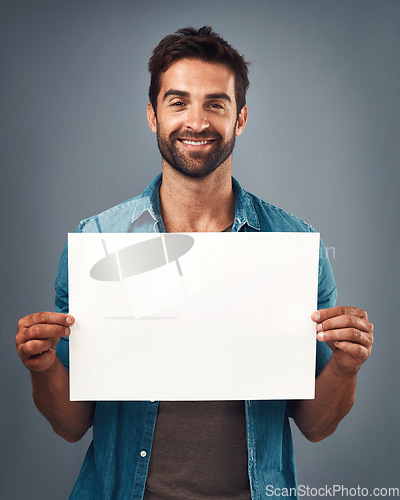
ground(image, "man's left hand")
xmin=312 ymin=307 xmax=373 ymax=376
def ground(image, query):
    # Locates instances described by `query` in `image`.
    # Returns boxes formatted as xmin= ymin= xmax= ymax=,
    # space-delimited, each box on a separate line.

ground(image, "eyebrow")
xmin=162 ymin=89 xmax=231 ymax=103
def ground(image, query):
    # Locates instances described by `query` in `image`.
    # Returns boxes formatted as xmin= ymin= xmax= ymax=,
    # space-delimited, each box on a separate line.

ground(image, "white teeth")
xmin=180 ymin=140 xmax=212 ymax=146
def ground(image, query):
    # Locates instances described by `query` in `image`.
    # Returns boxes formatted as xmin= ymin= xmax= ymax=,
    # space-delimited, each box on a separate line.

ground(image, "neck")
xmin=159 ymin=159 xmax=235 ymax=233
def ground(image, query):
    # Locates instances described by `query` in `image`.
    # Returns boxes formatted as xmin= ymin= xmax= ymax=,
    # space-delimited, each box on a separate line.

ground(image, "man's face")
xmin=147 ymin=58 xmax=247 ymax=178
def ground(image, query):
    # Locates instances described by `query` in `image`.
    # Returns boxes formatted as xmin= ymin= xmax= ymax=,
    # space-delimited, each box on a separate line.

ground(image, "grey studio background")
xmin=1 ymin=0 xmax=399 ymax=498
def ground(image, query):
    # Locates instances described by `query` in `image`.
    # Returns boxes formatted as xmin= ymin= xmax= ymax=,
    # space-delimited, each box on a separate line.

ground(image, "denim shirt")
xmin=55 ymin=174 xmax=337 ymax=500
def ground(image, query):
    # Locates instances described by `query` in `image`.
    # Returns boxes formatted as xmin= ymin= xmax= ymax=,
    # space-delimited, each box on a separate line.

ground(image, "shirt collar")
xmin=130 ymin=173 xmax=163 ymax=225
xmin=130 ymin=173 xmax=260 ymax=231
xmin=232 ymin=177 xmax=260 ymax=231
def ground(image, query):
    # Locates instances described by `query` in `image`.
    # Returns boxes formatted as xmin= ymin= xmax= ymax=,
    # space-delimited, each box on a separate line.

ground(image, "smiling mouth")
xmin=178 ymin=139 xmax=215 ymax=146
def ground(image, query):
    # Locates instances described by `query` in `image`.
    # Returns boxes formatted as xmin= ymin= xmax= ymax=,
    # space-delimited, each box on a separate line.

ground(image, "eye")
xmin=171 ymin=101 xmax=185 ymax=107
xmin=209 ymin=103 xmax=223 ymax=109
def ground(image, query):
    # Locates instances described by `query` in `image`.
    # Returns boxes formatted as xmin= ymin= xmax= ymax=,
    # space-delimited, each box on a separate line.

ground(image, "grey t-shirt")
xmin=143 ymin=401 xmax=251 ymax=500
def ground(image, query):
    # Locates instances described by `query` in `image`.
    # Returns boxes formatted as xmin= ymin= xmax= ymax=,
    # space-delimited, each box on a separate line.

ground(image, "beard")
xmin=156 ymin=126 xmax=236 ymax=179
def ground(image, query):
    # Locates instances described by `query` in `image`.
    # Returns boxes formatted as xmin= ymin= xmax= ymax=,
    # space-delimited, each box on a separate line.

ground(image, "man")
xmin=16 ymin=27 xmax=373 ymax=500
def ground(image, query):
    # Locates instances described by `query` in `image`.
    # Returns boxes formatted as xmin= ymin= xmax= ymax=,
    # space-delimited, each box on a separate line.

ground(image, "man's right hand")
xmin=16 ymin=312 xmax=74 ymax=373
xmin=16 ymin=311 xmax=93 ymax=442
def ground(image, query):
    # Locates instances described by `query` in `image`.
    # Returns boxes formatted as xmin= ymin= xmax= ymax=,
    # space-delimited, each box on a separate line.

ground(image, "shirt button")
xmin=140 ymin=450 xmax=147 ymax=458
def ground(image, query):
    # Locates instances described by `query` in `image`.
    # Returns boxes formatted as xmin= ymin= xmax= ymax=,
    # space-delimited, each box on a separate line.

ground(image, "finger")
xmin=16 ymin=324 xmax=69 ymax=354
xmin=18 ymin=312 xmax=74 ymax=329
xmin=316 ymin=314 xmax=372 ymax=335
xmin=311 ymin=306 xmax=367 ymax=323
xmin=332 ymin=341 xmax=371 ymax=363
xmin=24 ymin=323 xmax=70 ymax=341
xmin=316 ymin=328 xmax=372 ymax=348
xmin=19 ymin=339 xmax=53 ymax=359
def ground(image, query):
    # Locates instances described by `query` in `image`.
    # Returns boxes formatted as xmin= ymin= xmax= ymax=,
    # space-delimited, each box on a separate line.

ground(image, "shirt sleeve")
xmin=54 ymin=239 xmax=70 ymax=368
xmin=315 ymin=236 xmax=337 ymax=377
xmin=287 ymin=236 xmax=337 ymax=419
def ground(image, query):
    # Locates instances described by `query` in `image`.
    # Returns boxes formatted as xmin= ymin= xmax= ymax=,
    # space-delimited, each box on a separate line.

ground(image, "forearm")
xmin=31 ymin=355 xmax=94 ymax=442
xmin=293 ymin=357 xmax=357 ymax=442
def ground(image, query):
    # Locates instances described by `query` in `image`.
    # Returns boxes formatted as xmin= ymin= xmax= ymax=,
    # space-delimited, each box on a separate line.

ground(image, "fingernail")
xmin=65 ymin=327 xmax=70 ymax=336
xmin=317 ymin=323 xmax=323 ymax=331
xmin=317 ymin=332 xmax=325 ymax=341
xmin=314 ymin=312 xmax=320 ymax=321
xmin=66 ymin=316 xmax=73 ymax=325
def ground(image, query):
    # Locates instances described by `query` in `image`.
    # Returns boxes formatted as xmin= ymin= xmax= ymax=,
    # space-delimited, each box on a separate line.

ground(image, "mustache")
xmin=170 ymin=130 xmax=221 ymax=141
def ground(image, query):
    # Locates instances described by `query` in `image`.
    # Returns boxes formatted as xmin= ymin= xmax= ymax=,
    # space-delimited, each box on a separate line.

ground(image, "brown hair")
xmin=148 ymin=26 xmax=250 ymax=119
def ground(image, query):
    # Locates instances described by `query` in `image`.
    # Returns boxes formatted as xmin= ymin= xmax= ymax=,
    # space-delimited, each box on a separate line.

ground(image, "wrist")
xmin=328 ymin=355 xmax=360 ymax=380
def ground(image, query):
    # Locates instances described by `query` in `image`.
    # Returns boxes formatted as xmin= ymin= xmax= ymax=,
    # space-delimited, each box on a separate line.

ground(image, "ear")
xmin=235 ymin=105 xmax=248 ymax=137
xmin=147 ymin=102 xmax=157 ymax=134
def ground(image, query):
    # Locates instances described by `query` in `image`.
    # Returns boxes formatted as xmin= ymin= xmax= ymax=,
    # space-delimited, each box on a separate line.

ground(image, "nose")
xmin=184 ymin=104 xmax=209 ymax=132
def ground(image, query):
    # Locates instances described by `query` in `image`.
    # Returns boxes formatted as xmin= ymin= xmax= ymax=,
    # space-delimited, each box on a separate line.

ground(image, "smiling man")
xmin=147 ymin=46 xmax=248 ymax=234
xmin=16 ymin=27 xmax=373 ymax=500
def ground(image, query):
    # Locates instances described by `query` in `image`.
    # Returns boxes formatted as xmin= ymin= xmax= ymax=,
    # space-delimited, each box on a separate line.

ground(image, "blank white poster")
xmin=68 ymin=232 xmax=320 ymax=401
